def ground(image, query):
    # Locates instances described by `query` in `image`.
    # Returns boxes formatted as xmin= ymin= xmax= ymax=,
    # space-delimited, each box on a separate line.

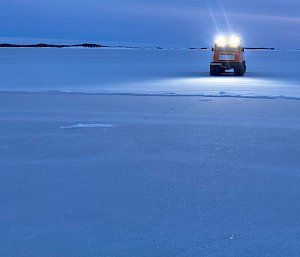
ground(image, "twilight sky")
xmin=1 ymin=0 xmax=300 ymax=48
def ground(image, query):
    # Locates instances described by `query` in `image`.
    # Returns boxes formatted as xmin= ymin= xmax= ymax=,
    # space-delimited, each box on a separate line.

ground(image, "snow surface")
xmin=1 ymin=49 xmax=300 ymax=257
xmin=0 ymin=48 xmax=299 ymax=99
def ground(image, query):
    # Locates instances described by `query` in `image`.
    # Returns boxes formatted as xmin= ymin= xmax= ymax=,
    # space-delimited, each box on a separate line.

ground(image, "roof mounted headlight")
xmin=215 ymin=35 xmax=227 ymax=47
xmin=215 ymin=34 xmax=242 ymax=48
xmin=229 ymin=35 xmax=241 ymax=47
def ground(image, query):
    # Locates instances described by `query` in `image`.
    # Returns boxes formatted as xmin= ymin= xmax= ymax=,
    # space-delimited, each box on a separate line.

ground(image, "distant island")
xmin=0 ymin=43 xmax=109 ymax=48
xmin=0 ymin=43 xmax=278 ymax=51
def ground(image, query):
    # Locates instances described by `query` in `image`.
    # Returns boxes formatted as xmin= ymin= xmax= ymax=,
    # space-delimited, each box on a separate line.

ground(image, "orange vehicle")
xmin=210 ymin=35 xmax=246 ymax=76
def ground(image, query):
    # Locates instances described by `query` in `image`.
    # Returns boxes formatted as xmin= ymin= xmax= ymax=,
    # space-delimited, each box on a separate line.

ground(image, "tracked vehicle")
xmin=210 ymin=35 xmax=246 ymax=76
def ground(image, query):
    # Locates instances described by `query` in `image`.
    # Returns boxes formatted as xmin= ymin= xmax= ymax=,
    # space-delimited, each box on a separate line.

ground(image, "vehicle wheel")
xmin=234 ymin=64 xmax=245 ymax=76
xmin=210 ymin=65 xmax=221 ymax=76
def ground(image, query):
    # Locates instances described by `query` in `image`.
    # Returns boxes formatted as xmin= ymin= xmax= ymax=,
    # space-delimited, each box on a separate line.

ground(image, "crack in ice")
xmin=60 ymin=123 xmax=115 ymax=129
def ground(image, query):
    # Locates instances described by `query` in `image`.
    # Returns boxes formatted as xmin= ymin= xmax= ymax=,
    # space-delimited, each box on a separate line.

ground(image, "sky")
xmin=1 ymin=0 xmax=300 ymax=48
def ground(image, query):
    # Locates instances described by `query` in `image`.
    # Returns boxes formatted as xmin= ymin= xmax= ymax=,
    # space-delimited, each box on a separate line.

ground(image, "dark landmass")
xmin=188 ymin=47 xmax=210 ymax=50
xmin=0 ymin=43 xmax=281 ymax=51
xmin=244 ymin=47 xmax=276 ymax=50
xmin=0 ymin=43 xmax=157 ymax=49
xmin=0 ymin=43 xmax=107 ymax=48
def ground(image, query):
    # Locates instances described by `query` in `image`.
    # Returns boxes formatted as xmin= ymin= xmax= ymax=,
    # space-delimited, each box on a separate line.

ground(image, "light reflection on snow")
xmin=127 ymin=76 xmax=300 ymax=99
xmin=165 ymin=76 xmax=277 ymax=87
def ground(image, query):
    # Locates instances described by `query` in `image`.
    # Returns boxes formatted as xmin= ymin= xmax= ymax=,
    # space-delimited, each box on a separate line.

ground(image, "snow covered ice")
xmin=1 ymin=48 xmax=300 ymax=98
xmin=1 ymin=49 xmax=300 ymax=257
